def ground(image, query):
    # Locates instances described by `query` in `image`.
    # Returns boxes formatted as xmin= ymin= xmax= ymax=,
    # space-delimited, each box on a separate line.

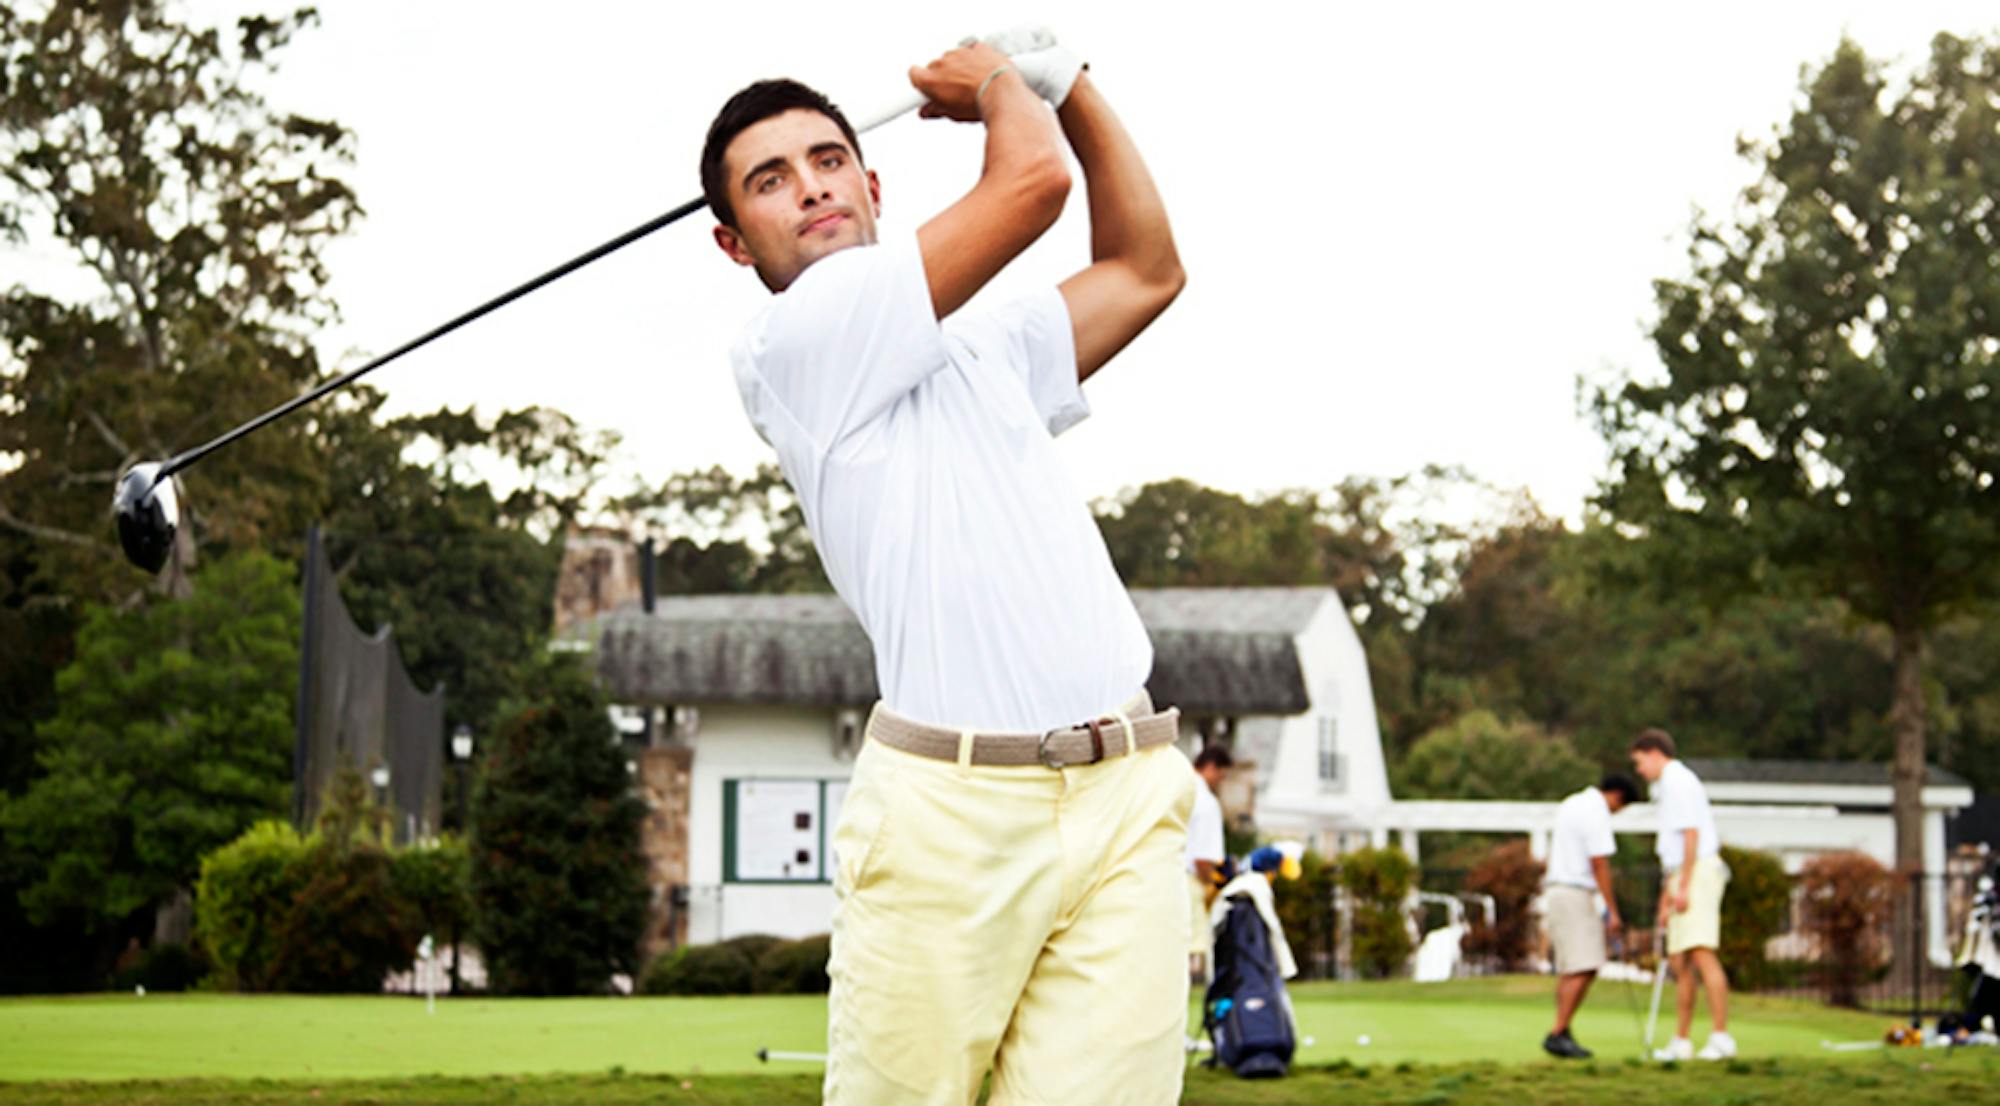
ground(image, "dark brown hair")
xmin=1629 ymin=728 xmax=1677 ymax=758
xmin=1194 ymin=744 xmax=1234 ymax=770
xmin=700 ymin=79 xmax=862 ymax=229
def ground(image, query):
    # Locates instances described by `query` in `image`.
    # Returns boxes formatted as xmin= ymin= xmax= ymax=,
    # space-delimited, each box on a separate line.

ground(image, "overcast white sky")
xmin=29 ymin=2 xmax=2000 ymax=520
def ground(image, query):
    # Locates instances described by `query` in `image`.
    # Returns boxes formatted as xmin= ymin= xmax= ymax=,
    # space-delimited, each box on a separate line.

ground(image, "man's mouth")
xmin=799 ymin=211 xmax=848 ymax=236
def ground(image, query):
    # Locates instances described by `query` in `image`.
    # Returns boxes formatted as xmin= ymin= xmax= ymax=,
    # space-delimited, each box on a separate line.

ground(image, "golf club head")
xmin=112 ymin=462 xmax=179 ymax=574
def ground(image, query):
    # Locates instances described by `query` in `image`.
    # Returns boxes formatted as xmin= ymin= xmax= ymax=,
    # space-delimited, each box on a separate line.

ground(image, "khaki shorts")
xmin=825 ymin=723 xmax=1197 ymax=1105
xmin=1544 ymin=885 xmax=1606 ymax=975
xmin=1665 ymin=855 xmax=1730 ymax=955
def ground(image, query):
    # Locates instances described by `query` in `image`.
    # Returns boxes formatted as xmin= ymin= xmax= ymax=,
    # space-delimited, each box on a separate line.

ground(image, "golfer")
xmin=704 ymin=36 xmax=1189 ymax=1105
xmin=1629 ymin=729 xmax=1735 ymax=1061
xmin=1187 ymin=745 xmax=1231 ymax=981
xmin=1540 ymin=774 xmax=1638 ymax=1059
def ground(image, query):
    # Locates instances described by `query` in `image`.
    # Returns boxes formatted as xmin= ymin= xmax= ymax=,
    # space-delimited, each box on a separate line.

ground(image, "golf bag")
xmin=1203 ymin=894 xmax=1296 ymax=1078
xmin=1947 ymin=874 xmax=2000 ymax=1037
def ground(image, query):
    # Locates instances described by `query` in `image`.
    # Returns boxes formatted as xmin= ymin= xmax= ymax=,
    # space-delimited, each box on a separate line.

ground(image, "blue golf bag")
xmin=1203 ymin=894 xmax=1296 ymax=1078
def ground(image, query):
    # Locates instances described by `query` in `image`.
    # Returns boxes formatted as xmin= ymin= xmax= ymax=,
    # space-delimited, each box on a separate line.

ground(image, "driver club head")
xmin=112 ymin=462 xmax=180 ymax=574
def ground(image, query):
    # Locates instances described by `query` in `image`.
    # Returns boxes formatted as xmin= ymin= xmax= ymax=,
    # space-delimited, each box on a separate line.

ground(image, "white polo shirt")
xmin=1546 ymin=786 xmax=1615 ymax=890
xmin=731 ymin=235 xmax=1153 ymax=733
xmin=1653 ymin=759 xmax=1720 ymax=870
xmin=1185 ymin=783 xmax=1224 ymax=873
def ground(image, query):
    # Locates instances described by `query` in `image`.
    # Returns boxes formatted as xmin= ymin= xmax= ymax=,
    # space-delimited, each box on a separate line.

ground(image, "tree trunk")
xmin=1887 ymin=623 xmax=1927 ymax=990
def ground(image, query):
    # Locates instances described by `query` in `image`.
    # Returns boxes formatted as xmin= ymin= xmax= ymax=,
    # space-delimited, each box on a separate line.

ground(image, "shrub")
xmin=1463 ymin=839 xmax=1544 ymax=971
xmin=1339 ymin=847 xmax=1416 ymax=979
xmin=641 ymin=942 xmax=756 ymax=996
xmin=194 ymin=820 xmax=310 ymax=991
xmin=109 ymin=942 xmax=207 ymax=993
xmin=471 ymin=654 xmax=651 ymax=995
xmin=1718 ymin=846 xmax=1792 ymax=990
xmin=1799 ymin=851 xmax=1894 ymax=1006
xmin=267 ymin=839 xmax=423 ymax=993
xmin=390 ymin=836 xmax=472 ymax=946
xmin=755 ymin=934 xmax=831 ymax=994
xmin=1272 ymin=850 xmax=1337 ymax=978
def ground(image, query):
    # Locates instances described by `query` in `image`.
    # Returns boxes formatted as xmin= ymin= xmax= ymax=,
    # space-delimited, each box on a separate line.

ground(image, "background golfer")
xmin=704 ymin=34 xmax=1189 ymax=1106
xmin=1630 ymin=729 xmax=1736 ymax=1061
xmin=1187 ymin=745 xmax=1231 ymax=981
xmin=1540 ymin=774 xmax=1637 ymax=1059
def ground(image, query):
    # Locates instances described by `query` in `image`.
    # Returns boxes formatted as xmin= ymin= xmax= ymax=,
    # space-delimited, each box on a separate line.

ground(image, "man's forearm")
xmin=1055 ymin=73 xmax=1179 ymax=285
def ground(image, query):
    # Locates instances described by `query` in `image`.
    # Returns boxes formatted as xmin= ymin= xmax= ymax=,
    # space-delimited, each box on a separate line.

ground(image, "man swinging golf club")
xmin=704 ymin=31 xmax=1189 ymax=1106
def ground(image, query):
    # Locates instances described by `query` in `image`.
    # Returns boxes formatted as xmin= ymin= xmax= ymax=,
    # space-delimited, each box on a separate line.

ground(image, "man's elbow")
xmin=1142 ymin=256 xmax=1187 ymax=316
xmin=1018 ymin=154 xmax=1072 ymax=231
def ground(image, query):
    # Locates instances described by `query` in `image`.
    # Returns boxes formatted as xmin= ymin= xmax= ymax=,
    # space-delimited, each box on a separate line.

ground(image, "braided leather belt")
xmin=865 ymin=693 xmax=1180 ymax=768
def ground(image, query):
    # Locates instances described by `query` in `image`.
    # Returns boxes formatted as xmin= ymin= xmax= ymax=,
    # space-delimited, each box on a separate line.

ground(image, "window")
xmin=722 ymin=778 xmax=848 ymax=883
xmin=1317 ymin=716 xmax=1343 ymax=786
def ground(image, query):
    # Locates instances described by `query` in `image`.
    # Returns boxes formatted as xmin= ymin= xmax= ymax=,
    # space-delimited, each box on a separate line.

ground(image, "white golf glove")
xmin=961 ymin=26 xmax=1086 ymax=108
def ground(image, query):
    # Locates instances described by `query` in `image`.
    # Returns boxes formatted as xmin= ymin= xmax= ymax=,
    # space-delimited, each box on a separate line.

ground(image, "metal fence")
xmin=1277 ymin=860 xmax=1996 ymax=1020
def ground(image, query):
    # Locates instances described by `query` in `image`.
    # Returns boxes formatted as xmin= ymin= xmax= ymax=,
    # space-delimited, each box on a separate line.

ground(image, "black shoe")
xmin=1543 ymin=1030 xmax=1593 ymax=1060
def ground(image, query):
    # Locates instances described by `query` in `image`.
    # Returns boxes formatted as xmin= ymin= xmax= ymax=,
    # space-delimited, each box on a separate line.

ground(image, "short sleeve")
xmin=1588 ymin=803 xmax=1616 ymax=858
xmin=945 ymin=287 xmax=1088 ymax=436
xmin=731 ymin=235 xmax=950 ymax=451
xmin=1188 ymin=788 xmax=1225 ymax=865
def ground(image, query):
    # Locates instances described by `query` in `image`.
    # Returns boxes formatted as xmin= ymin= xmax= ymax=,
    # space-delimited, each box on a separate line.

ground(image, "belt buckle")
xmin=1037 ymin=730 xmax=1067 ymax=770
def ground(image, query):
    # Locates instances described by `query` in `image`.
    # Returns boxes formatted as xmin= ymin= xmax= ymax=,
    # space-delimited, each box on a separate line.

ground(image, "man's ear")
xmin=867 ymin=168 xmax=882 ymax=218
xmin=714 ymin=223 xmax=756 ymax=268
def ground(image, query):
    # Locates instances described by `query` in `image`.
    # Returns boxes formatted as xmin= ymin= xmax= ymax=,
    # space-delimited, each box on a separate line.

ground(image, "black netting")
xmin=295 ymin=526 xmax=444 ymax=842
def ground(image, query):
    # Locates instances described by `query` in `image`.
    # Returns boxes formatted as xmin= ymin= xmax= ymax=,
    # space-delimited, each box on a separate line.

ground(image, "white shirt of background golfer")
xmin=733 ymin=234 xmax=1152 ymax=733
xmin=1545 ymin=785 xmax=1616 ymax=891
xmin=1185 ymin=782 xmax=1224 ymax=873
xmin=1652 ymin=759 xmax=1720 ymax=870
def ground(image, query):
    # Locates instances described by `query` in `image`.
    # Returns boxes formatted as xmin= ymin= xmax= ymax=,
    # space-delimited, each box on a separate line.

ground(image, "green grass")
xmin=1 ymin=1055 xmax=1997 ymax=1105
xmin=0 ymin=975 xmax=1944 ymax=1097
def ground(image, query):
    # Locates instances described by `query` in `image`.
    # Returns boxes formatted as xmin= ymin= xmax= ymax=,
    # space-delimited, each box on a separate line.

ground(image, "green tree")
xmin=0 ymin=550 xmax=298 ymax=938
xmin=470 ymin=654 xmax=649 ymax=995
xmin=1592 ymin=34 xmax=2000 ymax=945
xmin=0 ymin=0 xmax=358 ymax=601
xmin=1393 ymin=710 xmax=1594 ymax=802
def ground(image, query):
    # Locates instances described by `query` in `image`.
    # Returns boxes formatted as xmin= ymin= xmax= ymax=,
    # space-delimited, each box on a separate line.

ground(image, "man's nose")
xmin=796 ymin=168 xmax=834 ymax=205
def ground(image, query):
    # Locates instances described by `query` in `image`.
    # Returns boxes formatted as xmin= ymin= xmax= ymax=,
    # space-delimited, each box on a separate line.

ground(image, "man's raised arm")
xmin=911 ymin=45 xmax=1072 ymax=320
xmin=1055 ymin=72 xmax=1185 ymax=381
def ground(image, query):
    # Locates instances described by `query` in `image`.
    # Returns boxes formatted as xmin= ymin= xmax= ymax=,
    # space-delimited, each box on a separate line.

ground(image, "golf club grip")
xmin=156 ymin=92 xmax=926 ymax=481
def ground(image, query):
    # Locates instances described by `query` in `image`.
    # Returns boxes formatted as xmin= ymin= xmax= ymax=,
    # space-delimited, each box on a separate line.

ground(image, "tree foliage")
xmin=1393 ymin=710 xmax=1594 ymax=802
xmin=0 ymin=0 xmax=358 ymax=600
xmin=0 ymin=549 xmax=297 ymax=932
xmin=470 ymin=654 xmax=649 ymax=995
xmin=1591 ymin=34 xmax=2000 ymax=890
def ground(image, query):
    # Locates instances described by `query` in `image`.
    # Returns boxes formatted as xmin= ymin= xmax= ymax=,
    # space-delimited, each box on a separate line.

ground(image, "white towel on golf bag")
xmin=1211 ymin=873 xmax=1299 ymax=981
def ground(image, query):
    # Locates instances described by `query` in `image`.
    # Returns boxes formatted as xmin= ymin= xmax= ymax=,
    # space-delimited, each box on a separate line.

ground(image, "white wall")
xmin=1257 ymin=594 xmax=1392 ymax=841
xmin=686 ymin=704 xmax=857 ymax=942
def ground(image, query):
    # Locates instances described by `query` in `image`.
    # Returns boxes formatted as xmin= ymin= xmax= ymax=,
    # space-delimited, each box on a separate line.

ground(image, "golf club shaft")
xmin=155 ymin=90 xmax=926 ymax=484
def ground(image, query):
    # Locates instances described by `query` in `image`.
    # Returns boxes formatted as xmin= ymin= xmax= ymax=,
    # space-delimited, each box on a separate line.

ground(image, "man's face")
xmin=1196 ymin=763 xmax=1226 ymax=792
xmin=713 ymin=108 xmax=880 ymax=292
xmin=1603 ymin=789 xmax=1628 ymax=814
xmin=1630 ymin=749 xmax=1666 ymax=783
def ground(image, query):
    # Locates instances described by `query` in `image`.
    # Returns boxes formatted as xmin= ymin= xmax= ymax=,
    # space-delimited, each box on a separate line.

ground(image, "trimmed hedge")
xmin=641 ymin=934 xmax=830 ymax=996
xmin=1719 ymin=846 xmax=1792 ymax=990
xmin=1338 ymin=847 xmax=1417 ymax=979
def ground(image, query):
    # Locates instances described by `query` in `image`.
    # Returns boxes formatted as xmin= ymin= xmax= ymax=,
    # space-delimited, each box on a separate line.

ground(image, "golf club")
xmin=1644 ymin=926 xmax=1668 ymax=1057
xmin=1611 ymin=931 xmax=1647 ymax=1059
xmin=108 ymin=76 xmax=951 ymax=574
xmin=756 ymin=1047 xmax=828 ymax=1064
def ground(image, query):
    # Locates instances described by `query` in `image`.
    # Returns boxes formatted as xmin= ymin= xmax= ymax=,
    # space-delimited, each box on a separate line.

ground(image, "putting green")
xmin=0 ymin=976 xmax=1893 ymax=1082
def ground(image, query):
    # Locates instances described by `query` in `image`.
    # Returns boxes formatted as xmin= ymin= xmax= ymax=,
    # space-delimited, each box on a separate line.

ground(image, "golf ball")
xmin=1357 ymin=1034 xmax=1371 ymax=1046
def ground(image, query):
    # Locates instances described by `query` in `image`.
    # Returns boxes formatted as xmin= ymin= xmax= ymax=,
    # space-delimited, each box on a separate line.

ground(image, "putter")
xmin=1611 ymin=932 xmax=1646 ymax=1059
xmin=1644 ymin=927 xmax=1668 ymax=1057
xmin=109 ymin=79 xmax=947 ymax=573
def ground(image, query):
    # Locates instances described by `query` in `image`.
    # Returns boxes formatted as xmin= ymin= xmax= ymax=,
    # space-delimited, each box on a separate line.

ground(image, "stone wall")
xmin=636 ymin=744 xmax=693 ymax=961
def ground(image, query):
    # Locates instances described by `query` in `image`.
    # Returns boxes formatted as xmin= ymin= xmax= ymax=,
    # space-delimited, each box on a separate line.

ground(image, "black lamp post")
xmin=449 ymin=724 xmax=473 ymax=994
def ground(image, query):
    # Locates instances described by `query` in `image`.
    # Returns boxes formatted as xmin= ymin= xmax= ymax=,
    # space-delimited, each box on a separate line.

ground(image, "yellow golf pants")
xmin=824 ymin=728 xmax=1197 ymax=1105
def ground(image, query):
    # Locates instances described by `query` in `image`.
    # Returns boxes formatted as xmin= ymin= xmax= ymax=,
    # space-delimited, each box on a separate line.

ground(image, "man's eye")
xmin=819 ymin=153 xmax=844 ymax=170
xmin=755 ymin=174 xmax=781 ymax=193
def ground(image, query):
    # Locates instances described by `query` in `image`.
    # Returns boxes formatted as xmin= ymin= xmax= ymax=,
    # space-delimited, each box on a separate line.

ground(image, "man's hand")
xmin=1606 ymin=911 xmax=1624 ymax=938
xmin=910 ymin=43 xmax=1018 ymax=122
xmin=1670 ymin=885 xmax=1690 ymax=914
xmin=961 ymin=28 xmax=1086 ymax=107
